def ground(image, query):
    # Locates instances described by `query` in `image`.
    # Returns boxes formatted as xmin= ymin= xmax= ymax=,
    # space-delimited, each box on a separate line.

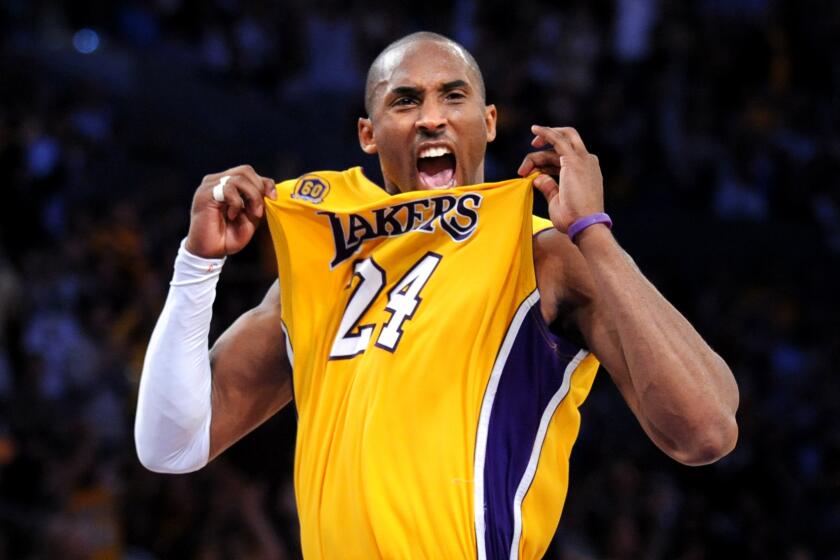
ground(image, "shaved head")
xmin=364 ymin=32 xmax=486 ymax=116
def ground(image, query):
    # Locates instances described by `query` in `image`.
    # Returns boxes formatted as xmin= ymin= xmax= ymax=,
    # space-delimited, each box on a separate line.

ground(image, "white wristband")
xmin=134 ymin=239 xmax=224 ymax=473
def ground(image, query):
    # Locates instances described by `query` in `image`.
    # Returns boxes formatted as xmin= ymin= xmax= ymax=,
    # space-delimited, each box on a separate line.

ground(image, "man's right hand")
xmin=186 ymin=165 xmax=277 ymax=258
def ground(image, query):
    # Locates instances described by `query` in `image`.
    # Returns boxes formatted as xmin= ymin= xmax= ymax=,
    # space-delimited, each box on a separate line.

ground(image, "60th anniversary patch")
xmin=292 ymin=175 xmax=330 ymax=204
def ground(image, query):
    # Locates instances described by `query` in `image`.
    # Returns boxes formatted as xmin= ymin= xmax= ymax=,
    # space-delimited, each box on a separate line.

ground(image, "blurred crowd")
xmin=1 ymin=0 xmax=838 ymax=558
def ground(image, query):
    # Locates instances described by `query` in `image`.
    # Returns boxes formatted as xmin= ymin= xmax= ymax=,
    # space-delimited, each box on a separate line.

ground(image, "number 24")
xmin=329 ymin=253 xmax=442 ymax=359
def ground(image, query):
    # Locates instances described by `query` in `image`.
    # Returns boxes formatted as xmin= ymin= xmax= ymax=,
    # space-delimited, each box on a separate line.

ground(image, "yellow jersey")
xmin=264 ymin=167 xmax=599 ymax=559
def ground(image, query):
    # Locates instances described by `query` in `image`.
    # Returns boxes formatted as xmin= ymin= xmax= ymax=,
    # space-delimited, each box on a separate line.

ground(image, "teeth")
xmin=418 ymin=146 xmax=452 ymax=158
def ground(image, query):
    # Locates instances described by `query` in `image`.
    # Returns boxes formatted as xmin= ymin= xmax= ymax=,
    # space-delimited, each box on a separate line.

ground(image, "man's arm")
xmin=535 ymin=229 xmax=738 ymax=465
xmin=135 ymin=165 xmax=291 ymax=473
xmin=523 ymin=126 xmax=739 ymax=466
xmin=208 ymin=280 xmax=292 ymax=460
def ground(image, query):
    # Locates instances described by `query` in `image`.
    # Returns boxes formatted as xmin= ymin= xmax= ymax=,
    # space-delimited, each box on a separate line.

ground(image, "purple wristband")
xmin=567 ymin=212 xmax=612 ymax=243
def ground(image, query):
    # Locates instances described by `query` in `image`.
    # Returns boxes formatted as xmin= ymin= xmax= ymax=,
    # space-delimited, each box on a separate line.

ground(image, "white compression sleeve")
xmin=134 ymin=239 xmax=226 ymax=473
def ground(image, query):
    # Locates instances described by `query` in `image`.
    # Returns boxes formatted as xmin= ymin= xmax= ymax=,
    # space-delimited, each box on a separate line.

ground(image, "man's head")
xmin=358 ymin=32 xmax=497 ymax=194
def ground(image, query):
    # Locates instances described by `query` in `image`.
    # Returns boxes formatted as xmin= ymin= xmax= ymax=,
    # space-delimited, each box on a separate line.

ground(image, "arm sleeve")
xmin=134 ymin=240 xmax=226 ymax=474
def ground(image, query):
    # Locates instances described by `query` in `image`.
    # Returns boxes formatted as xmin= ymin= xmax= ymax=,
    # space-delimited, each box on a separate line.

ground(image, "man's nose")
xmin=416 ymin=103 xmax=447 ymax=134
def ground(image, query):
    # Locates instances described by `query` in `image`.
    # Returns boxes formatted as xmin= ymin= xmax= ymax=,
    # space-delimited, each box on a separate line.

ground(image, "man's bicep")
xmin=208 ymin=280 xmax=293 ymax=459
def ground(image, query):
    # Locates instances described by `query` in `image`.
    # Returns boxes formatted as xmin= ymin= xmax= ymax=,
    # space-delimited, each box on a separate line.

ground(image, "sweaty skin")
xmin=181 ymin=36 xmax=738 ymax=466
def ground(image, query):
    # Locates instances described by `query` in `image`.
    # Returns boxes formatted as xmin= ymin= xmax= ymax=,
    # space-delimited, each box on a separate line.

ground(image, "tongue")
xmin=418 ymin=155 xmax=455 ymax=188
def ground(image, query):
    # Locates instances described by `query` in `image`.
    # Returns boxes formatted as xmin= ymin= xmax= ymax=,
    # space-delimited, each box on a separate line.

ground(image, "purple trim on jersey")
xmin=482 ymin=305 xmax=580 ymax=559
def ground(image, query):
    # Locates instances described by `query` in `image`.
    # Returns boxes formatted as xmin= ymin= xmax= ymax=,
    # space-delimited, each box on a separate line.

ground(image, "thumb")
xmin=533 ymin=173 xmax=559 ymax=203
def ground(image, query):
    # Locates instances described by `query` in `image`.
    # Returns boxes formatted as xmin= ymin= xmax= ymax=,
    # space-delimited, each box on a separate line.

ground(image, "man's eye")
xmin=446 ymin=92 xmax=466 ymax=101
xmin=394 ymin=97 xmax=418 ymax=106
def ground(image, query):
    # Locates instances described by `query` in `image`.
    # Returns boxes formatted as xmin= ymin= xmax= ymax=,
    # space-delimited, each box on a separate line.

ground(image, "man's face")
xmin=358 ymin=41 xmax=497 ymax=193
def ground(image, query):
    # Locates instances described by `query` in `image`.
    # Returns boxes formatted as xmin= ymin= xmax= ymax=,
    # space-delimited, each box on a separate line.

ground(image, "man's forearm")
xmin=134 ymin=240 xmax=224 ymax=473
xmin=577 ymin=225 xmax=739 ymax=464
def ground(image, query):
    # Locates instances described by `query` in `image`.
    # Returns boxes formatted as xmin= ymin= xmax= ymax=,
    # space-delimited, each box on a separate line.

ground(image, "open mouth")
xmin=417 ymin=146 xmax=457 ymax=189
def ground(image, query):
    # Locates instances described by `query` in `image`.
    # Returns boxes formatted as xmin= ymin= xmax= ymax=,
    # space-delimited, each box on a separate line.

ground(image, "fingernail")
xmin=270 ymin=187 xmax=277 ymax=200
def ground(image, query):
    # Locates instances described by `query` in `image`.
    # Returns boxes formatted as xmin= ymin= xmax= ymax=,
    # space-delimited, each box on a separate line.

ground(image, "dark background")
xmin=1 ymin=0 xmax=838 ymax=558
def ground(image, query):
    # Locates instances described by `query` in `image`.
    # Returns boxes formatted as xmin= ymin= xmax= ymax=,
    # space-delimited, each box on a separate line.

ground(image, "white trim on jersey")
xmin=508 ymin=349 xmax=589 ymax=560
xmin=280 ymin=320 xmax=294 ymax=369
xmin=473 ymin=289 xmax=541 ymax=560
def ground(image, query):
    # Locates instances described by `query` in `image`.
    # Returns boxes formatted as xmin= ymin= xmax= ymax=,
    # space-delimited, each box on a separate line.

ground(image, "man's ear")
xmin=358 ymin=117 xmax=377 ymax=154
xmin=484 ymin=104 xmax=497 ymax=143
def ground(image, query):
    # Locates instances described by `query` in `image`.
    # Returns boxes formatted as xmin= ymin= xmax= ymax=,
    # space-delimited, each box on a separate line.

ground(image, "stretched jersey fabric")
xmin=264 ymin=167 xmax=599 ymax=559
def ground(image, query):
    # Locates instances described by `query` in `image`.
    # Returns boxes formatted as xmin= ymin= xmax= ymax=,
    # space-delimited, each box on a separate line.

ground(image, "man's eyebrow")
xmin=389 ymin=86 xmax=422 ymax=97
xmin=441 ymin=79 xmax=469 ymax=91
xmin=388 ymin=81 xmax=469 ymax=97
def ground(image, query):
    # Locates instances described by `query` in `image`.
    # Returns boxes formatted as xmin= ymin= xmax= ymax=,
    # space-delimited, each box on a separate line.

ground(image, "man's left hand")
xmin=517 ymin=125 xmax=604 ymax=234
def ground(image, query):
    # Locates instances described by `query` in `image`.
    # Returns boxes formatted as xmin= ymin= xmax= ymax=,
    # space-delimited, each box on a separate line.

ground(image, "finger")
xmin=212 ymin=176 xmax=255 ymax=221
xmin=531 ymin=125 xmax=575 ymax=156
xmin=226 ymin=164 xmax=262 ymax=190
xmin=518 ymin=157 xmax=533 ymax=177
xmin=216 ymin=179 xmax=246 ymax=221
xmin=227 ymin=176 xmax=265 ymax=219
xmin=227 ymin=164 xmax=276 ymax=200
xmin=519 ymin=157 xmax=560 ymax=177
xmin=262 ymin=178 xmax=277 ymax=200
xmin=558 ymin=127 xmax=587 ymax=153
xmin=532 ymin=173 xmax=559 ymax=203
xmin=518 ymin=150 xmax=562 ymax=176
xmin=533 ymin=127 xmax=588 ymax=153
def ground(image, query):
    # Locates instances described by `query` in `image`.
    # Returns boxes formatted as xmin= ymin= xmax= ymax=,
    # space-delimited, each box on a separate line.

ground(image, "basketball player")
xmin=135 ymin=32 xmax=739 ymax=558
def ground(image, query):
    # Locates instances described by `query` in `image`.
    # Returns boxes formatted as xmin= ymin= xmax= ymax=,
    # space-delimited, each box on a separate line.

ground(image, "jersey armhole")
xmin=531 ymin=215 xmax=554 ymax=237
xmin=527 ymin=214 xmax=592 ymax=351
